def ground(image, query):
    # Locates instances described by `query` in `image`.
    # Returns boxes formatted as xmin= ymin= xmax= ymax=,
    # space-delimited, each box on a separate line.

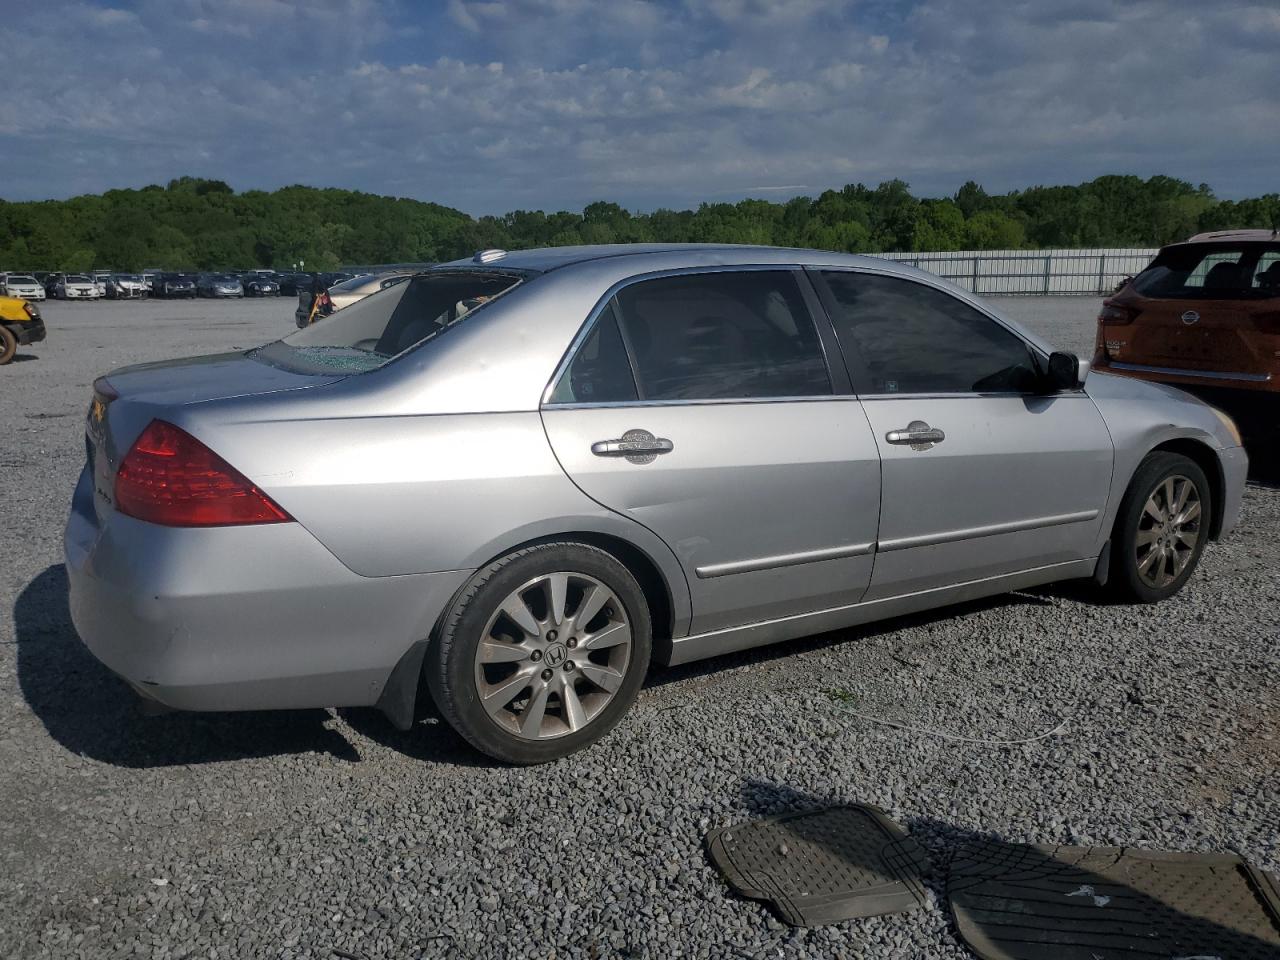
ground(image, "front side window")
xmin=819 ymin=271 xmax=1040 ymax=395
xmin=609 ymin=270 xmax=831 ymax=401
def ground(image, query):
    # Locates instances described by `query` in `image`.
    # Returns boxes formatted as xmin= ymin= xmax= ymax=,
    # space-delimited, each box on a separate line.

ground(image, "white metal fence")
xmin=878 ymin=248 xmax=1158 ymax=296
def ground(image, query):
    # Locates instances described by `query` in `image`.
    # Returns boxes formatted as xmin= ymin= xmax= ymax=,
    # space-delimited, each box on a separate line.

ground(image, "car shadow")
xmin=647 ymin=591 xmax=1052 ymax=690
xmin=13 ymin=564 xmax=361 ymax=767
xmin=733 ymin=779 xmax=1280 ymax=955
xmin=8 ymin=352 xmax=39 ymax=363
xmin=338 ymin=704 xmax=501 ymax=769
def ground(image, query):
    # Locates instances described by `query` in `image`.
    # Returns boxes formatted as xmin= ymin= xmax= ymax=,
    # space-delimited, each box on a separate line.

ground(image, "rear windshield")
xmin=1132 ymin=243 xmax=1280 ymax=299
xmin=253 ymin=271 xmax=522 ymax=375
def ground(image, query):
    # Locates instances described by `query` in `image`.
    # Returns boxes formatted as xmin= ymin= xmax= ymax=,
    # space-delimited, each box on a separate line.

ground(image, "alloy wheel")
xmin=473 ymin=572 xmax=632 ymax=740
xmin=1135 ymin=474 xmax=1201 ymax=588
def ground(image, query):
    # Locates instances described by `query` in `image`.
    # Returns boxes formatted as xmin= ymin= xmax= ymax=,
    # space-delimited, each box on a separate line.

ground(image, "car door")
xmin=541 ymin=268 xmax=882 ymax=635
xmin=811 ymin=268 xmax=1114 ymax=600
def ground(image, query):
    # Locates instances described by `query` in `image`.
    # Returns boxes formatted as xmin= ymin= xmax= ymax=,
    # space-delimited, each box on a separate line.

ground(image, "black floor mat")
xmin=705 ymin=804 xmax=930 ymax=927
xmin=948 ymin=842 xmax=1280 ymax=959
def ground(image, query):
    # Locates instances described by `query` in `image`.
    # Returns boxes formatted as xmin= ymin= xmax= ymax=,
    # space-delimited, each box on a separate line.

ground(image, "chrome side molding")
xmin=695 ymin=542 xmax=875 ymax=579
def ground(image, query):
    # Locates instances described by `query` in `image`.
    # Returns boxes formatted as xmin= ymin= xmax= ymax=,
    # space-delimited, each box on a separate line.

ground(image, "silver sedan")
xmin=65 ymin=244 xmax=1248 ymax=763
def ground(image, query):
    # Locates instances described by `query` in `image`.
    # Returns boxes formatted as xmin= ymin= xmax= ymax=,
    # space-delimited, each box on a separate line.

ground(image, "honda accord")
xmin=65 ymin=245 xmax=1248 ymax=763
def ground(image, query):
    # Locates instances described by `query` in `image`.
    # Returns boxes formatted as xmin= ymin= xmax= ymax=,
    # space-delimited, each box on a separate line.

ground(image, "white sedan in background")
xmin=0 ymin=274 xmax=46 ymax=300
xmin=55 ymin=274 xmax=102 ymax=300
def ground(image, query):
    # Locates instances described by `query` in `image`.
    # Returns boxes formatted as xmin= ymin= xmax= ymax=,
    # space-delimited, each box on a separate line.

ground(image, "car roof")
xmin=438 ymin=242 xmax=897 ymax=274
xmin=1182 ymin=229 xmax=1280 ymax=244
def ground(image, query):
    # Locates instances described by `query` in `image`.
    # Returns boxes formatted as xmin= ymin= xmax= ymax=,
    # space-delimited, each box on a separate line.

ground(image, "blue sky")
xmin=2 ymin=0 xmax=1276 ymax=213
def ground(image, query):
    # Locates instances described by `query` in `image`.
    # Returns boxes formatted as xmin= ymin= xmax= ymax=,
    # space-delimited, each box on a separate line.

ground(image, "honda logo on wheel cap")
xmin=1181 ymin=310 xmax=1200 ymax=325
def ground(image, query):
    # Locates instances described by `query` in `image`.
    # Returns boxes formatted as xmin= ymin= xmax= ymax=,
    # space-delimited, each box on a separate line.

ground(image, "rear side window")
xmin=1254 ymin=251 xmax=1280 ymax=292
xmin=609 ymin=270 xmax=831 ymax=401
xmin=819 ymin=271 xmax=1040 ymax=395
xmin=548 ymin=302 xmax=638 ymax=404
xmin=1133 ymin=245 xmax=1280 ymax=299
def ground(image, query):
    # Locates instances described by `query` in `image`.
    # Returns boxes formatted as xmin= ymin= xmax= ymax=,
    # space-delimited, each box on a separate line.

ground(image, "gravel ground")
xmin=1 ymin=296 xmax=1277 ymax=960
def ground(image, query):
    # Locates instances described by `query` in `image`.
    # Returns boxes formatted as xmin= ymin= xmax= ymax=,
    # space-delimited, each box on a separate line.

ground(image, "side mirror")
xmin=1046 ymin=351 xmax=1084 ymax=391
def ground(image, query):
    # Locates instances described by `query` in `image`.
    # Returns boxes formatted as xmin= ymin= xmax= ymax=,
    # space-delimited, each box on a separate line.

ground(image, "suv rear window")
xmin=1132 ymin=244 xmax=1280 ymax=299
xmin=256 ymin=271 xmax=521 ymax=374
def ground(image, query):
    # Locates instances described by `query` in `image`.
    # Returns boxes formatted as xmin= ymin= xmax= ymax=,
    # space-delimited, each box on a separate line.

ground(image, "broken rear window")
xmin=253 ymin=271 xmax=522 ymax=375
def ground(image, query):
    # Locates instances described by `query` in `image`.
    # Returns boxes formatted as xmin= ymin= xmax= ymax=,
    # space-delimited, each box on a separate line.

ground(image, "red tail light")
xmin=1098 ymin=300 xmax=1139 ymax=325
xmin=115 ymin=420 xmax=292 ymax=527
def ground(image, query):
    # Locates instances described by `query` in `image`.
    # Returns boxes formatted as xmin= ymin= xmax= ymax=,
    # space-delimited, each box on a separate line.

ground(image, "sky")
xmin=2 ymin=0 xmax=1277 ymax=214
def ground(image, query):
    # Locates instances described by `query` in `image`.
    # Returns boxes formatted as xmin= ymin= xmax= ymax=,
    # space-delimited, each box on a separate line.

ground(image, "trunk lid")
xmin=86 ymin=351 xmax=344 ymax=523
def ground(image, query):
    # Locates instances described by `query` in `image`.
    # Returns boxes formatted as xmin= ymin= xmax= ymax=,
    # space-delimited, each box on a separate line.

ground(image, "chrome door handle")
xmin=885 ymin=421 xmax=945 ymax=447
xmin=591 ymin=428 xmax=674 ymax=464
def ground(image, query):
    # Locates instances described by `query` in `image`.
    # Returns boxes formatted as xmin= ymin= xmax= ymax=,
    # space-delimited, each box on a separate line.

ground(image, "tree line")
xmin=0 ymin=174 xmax=1276 ymax=273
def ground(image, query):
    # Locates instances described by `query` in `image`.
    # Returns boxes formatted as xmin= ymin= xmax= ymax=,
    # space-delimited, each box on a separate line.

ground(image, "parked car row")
xmin=0 ymin=269 xmax=363 ymax=301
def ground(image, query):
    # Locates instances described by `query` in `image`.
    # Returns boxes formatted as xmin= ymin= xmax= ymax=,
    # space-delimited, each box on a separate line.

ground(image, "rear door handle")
xmin=886 ymin=421 xmax=945 ymax=447
xmin=591 ymin=428 xmax=674 ymax=463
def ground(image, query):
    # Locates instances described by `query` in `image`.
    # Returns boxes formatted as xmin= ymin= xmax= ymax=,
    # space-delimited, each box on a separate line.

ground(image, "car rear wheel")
xmin=427 ymin=542 xmax=652 ymax=764
xmin=0 ymin=326 xmax=17 ymax=365
xmin=1109 ymin=451 xmax=1210 ymax=603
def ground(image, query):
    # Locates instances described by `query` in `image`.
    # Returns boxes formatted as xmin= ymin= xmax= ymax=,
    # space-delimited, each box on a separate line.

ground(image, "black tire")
xmin=427 ymin=542 xmax=652 ymax=764
xmin=1109 ymin=451 xmax=1211 ymax=603
xmin=0 ymin=326 xmax=17 ymax=365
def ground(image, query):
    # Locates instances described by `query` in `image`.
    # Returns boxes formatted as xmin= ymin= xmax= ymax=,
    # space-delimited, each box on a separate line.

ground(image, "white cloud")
xmin=0 ymin=0 xmax=1275 ymax=211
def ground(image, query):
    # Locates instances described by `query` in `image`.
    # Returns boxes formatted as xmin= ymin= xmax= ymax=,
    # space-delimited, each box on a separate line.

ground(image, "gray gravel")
xmin=2 ymin=296 xmax=1277 ymax=959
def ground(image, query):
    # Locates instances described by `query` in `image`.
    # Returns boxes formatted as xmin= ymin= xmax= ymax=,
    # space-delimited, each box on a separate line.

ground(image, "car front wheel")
xmin=427 ymin=542 xmax=652 ymax=764
xmin=1110 ymin=451 xmax=1211 ymax=603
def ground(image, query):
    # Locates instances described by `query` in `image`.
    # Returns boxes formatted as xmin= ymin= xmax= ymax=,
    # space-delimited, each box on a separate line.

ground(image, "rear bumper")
xmin=64 ymin=466 xmax=469 ymax=713
xmin=1095 ymin=358 xmax=1277 ymax=394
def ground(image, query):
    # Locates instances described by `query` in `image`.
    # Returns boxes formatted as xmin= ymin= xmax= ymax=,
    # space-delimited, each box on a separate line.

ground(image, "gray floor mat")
xmin=948 ymin=842 xmax=1280 ymax=959
xmin=705 ymin=804 xmax=930 ymax=927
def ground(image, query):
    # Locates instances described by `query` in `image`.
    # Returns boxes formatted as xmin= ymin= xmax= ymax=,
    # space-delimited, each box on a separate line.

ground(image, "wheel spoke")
xmin=1137 ymin=547 xmax=1161 ymax=575
xmin=481 ymin=667 xmax=534 ymax=716
xmin=501 ymin=596 xmax=541 ymax=639
xmin=582 ymin=620 xmax=631 ymax=651
xmin=547 ymin=573 xmax=569 ymax=627
xmin=560 ymin=680 xmax=586 ymax=732
xmin=1176 ymin=500 xmax=1201 ymax=526
xmin=1135 ymin=528 xmax=1159 ymax=547
xmin=478 ymin=640 xmax=531 ymax=664
xmin=1170 ymin=546 xmax=1191 ymax=574
xmin=1171 ymin=478 xmax=1191 ymax=514
xmin=519 ymin=680 xmax=552 ymax=737
xmin=1162 ymin=478 xmax=1177 ymax=514
xmin=1176 ymin=529 xmax=1198 ymax=549
xmin=578 ymin=662 xmax=624 ymax=693
xmin=1143 ymin=496 xmax=1165 ymax=524
xmin=572 ymin=584 xmax=610 ymax=631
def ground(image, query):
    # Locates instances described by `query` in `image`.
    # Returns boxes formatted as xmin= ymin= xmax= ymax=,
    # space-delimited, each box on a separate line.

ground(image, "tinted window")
xmin=548 ymin=302 xmax=638 ymax=404
xmin=820 ymin=272 xmax=1039 ymax=395
xmin=612 ymin=271 xmax=831 ymax=401
xmin=1254 ymin=250 xmax=1280 ymax=292
xmin=1132 ymin=244 xmax=1280 ymax=300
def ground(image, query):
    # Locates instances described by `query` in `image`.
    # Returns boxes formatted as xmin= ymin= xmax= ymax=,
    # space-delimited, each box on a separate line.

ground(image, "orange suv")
xmin=1093 ymin=229 xmax=1279 ymax=435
